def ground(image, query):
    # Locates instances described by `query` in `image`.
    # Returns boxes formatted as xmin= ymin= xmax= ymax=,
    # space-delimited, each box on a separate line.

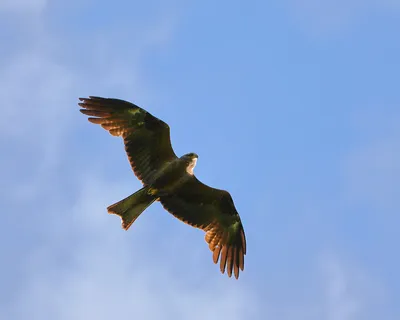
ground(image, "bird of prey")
xmin=79 ymin=96 xmax=246 ymax=279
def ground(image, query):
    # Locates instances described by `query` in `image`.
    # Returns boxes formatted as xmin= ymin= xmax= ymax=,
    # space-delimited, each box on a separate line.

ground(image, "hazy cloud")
xmin=2 ymin=2 xmax=398 ymax=319
xmin=5 ymin=173 xmax=256 ymax=320
xmin=319 ymin=253 xmax=385 ymax=320
xmin=0 ymin=4 xmax=258 ymax=320
xmin=0 ymin=0 xmax=47 ymax=15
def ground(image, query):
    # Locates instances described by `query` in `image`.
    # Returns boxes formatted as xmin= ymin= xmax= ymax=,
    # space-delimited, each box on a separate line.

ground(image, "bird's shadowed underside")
xmin=79 ymin=96 xmax=246 ymax=279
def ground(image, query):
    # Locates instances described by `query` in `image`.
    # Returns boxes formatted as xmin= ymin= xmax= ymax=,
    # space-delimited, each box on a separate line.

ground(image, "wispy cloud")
xmin=0 ymin=4 xmax=258 ymax=320
xmin=4 ymin=172 xmax=257 ymax=320
xmin=318 ymin=253 xmax=386 ymax=320
xmin=248 ymin=253 xmax=386 ymax=320
xmin=2 ymin=2 xmax=399 ymax=319
xmin=0 ymin=0 xmax=180 ymax=200
xmin=0 ymin=0 xmax=47 ymax=15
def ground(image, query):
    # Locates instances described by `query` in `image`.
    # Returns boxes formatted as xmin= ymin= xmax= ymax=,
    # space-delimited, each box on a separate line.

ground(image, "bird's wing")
xmin=159 ymin=176 xmax=246 ymax=279
xmin=79 ymin=96 xmax=177 ymax=184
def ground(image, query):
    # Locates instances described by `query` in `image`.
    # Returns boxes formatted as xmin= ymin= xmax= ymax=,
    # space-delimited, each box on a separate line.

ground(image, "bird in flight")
xmin=79 ymin=96 xmax=246 ymax=279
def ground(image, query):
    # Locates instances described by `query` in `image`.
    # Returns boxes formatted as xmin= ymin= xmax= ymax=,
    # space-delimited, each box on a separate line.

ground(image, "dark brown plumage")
xmin=79 ymin=96 xmax=246 ymax=279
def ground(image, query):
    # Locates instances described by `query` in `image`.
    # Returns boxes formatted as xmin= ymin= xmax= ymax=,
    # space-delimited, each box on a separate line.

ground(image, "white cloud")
xmin=2 ymin=3 xmax=396 ymax=320
xmin=0 ymin=5 xmax=258 ymax=320
xmin=0 ymin=0 xmax=47 ymax=15
xmin=247 ymin=253 xmax=386 ymax=320
xmin=0 ymin=0 xmax=180 ymax=201
xmin=4 ymin=172 xmax=257 ymax=320
xmin=319 ymin=253 xmax=387 ymax=320
xmin=321 ymin=255 xmax=364 ymax=320
xmin=0 ymin=44 xmax=76 ymax=204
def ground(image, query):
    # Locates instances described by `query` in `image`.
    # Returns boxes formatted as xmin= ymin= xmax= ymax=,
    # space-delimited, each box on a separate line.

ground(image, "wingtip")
xmin=212 ymin=246 xmax=221 ymax=264
xmin=78 ymin=96 xmax=104 ymax=103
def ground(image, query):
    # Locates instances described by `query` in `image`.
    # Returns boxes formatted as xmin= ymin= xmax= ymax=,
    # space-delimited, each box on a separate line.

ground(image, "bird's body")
xmin=149 ymin=153 xmax=198 ymax=195
xmin=79 ymin=96 xmax=246 ymax=279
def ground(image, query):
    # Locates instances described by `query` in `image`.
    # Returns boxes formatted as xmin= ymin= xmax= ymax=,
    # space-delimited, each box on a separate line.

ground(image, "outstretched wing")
xmin=159 ymin=176 xmax=246 ymax=279
xmin=79 ymin=96 xmax=177 ymax=185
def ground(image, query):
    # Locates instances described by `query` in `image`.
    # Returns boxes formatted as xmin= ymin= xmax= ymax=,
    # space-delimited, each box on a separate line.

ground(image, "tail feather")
xmin=107 ymin=187 xmax=156 ymax=230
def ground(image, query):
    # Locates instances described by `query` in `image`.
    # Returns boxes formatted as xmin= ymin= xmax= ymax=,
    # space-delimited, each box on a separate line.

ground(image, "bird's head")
xmin=182 ymin=152 xmax=198 ymax=175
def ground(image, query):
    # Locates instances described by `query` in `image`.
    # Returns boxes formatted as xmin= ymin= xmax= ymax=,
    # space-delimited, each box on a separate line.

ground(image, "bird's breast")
xmin=150 ymin=159 xmax=189 ymax=193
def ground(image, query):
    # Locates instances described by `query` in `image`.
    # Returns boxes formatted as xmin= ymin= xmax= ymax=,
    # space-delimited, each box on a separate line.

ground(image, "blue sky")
xmin=1 ymin=0 xmax=399 ymax=319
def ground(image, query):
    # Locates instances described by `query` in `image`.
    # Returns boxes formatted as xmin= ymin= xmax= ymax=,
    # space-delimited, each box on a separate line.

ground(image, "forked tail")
xmin=107 ymin=186 xmax=157 ymax=230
